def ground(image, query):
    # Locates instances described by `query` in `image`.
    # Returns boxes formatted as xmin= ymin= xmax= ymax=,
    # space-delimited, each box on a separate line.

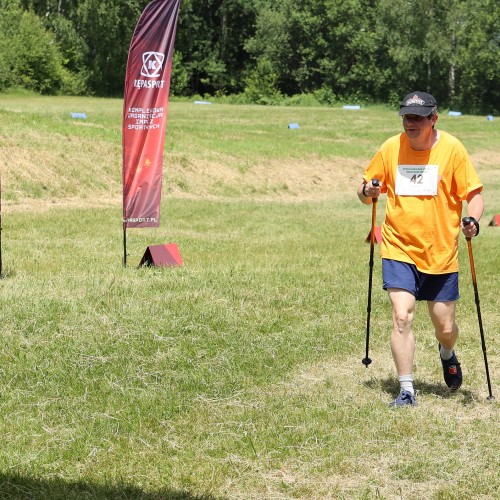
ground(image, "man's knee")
xmin=435 ymin=323 xmax=459 ymax=342
xmin=393 ymin=309 xmax=414 ymax=333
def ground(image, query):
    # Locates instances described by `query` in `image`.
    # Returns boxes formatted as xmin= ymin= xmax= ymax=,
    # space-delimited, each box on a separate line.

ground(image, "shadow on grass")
xmin=0 ymin=473 xmax=224 ymax=500
xmin=364 ymin=377 xmax=477 ymax=403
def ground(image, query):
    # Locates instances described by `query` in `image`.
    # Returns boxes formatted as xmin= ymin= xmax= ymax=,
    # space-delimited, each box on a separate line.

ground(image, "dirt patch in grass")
xmin=3 ymin=145 xmax=499 ymax=212
xmin=3 ymin=153 xmax=365 ymax=212
xmin=165 ymin=154 xmax=365 ymax=202
xmin=470 ymin=149 xmax=500 ymax=168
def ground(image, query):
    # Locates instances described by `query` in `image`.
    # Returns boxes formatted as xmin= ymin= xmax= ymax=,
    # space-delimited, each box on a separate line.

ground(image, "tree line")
xmin=1 ymin=0 xmax=498 ymax=113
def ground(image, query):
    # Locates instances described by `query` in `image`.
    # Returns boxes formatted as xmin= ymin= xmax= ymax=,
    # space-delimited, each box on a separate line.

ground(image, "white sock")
xmin=399 ymin=374 xmax=414 ymax=395
xmin=440 ymin=345 xmax=454 ymax=360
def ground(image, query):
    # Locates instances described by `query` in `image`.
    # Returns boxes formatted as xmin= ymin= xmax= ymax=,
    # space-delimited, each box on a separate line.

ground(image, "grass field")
xmin=0 ymin=93 xmax=499 ymax=499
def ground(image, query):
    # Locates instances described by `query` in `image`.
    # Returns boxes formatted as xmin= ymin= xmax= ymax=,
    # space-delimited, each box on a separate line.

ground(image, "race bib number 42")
xmin=395 ymin=164 xmax=438 ymax=196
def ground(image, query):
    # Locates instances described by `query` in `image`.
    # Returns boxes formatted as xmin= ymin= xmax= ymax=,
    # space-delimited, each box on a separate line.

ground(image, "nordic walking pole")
xmin=462 ymin=217 xmax=494 ymax=400
xmin=362 ymin=178 xmax=380 ymax=367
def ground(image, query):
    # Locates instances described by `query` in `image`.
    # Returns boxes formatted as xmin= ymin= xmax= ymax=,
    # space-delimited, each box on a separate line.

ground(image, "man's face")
xmin=402 ymin=113 xmax=438 ymax=141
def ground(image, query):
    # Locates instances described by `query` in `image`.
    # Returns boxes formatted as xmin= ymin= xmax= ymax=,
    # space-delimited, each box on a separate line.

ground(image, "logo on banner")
xmin=134 ymin=51 xmax=166 ymax=88
xmin=141 ymin=52 xmax=165 ymax=77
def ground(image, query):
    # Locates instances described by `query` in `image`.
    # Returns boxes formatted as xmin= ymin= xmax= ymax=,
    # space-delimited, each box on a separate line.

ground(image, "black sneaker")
xmin=439 ymin=344 xmax=462 ymax=391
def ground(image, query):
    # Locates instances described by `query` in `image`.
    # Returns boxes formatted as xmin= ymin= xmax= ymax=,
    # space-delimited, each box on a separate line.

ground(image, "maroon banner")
xmin=122 ymin=0 xmax=181 ymax=228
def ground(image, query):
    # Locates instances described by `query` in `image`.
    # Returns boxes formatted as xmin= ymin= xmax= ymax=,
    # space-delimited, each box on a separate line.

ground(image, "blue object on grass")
xmin=288 ymin=123 xmax=300 ymax=129
xmin=194 ymin=100 xmax=212 ymax=105
xmin=70 ymin=112 xmax=87 ymax=119
xmin=448 ymin=111 xmax=462 ymax=116
xmin=343 ymin=105 xmax=361 ymax=110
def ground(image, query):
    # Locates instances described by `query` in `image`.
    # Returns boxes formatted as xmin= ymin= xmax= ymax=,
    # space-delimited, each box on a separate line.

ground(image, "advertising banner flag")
xmin=122 ymin=0 xmax=181 ymax=229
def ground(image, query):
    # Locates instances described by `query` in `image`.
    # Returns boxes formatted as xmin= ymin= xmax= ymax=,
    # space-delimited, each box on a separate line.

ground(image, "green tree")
xmin=244 ymin=1 xmax=295 ymax=95
xmin=375 ymin=0 xmax=455 ymax=107
xmin=0 ymin=0 xmax=20 ymax=91
xmin=246 ymin=0 xmax=384 ymax=101
xmin=4 ymin=0 xmax=499 ymax=113
xmin=453 ymin=0 xmax=500 ymax=113
xmin=0 ymin=0 xmax=69 ymax=93
xmin=18 ymin=0 xmax=80 ymax=16
xmin=175 ymin=0 xmax=258 ymax=95
xmin=50 ymin=15 xmax=90 ymax=94
xmin=72 ymin=1 xmax=144 ymax=96
xmin=14 ymin=11 xmax=64 ymax=93
xmin=242 ymin=57 xmax=282 ymax=104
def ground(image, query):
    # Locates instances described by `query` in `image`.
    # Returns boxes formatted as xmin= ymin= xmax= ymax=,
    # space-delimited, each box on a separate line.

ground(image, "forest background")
xmin=0 ymin=0 xmax=498 ymax=114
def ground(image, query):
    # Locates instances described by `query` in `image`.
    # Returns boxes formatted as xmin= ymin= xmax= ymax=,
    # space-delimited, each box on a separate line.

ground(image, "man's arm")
xmin=461 ymin=189 xmax=484 ymax=237
xmin=466 ymin=189 xmax=484 ymax=221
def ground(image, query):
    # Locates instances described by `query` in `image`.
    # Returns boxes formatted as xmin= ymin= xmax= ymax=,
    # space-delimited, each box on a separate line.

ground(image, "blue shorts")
xmin=382 ymin=259 xmax=459 ymax=302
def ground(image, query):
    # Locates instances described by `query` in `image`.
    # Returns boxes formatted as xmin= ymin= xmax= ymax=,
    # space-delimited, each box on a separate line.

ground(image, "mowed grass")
xmin=0 ymin=93 xmax=499 ymax=499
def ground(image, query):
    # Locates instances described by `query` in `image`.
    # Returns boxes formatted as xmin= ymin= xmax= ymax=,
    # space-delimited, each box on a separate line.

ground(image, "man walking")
xmin=358 ymin=91 xmax=484 ymax=406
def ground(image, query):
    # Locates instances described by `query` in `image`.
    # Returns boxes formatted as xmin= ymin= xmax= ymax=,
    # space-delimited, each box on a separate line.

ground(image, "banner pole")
xmin=0 ymin=172 xmax=3 ymax=277
xmin=0 ymin=210 xmax=3 ymax=277
xmin=123 ymin=226 xmax=127 ymax=267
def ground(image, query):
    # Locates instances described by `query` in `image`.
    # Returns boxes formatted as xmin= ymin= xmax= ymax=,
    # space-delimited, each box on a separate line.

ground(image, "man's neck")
xmin=409 ymin=129 xmax=439 ymax=151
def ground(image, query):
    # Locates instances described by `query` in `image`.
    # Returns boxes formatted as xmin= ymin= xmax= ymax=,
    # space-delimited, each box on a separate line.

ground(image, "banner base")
xmin=139 ymin=243 xmax=183 ymax=268
xmin=488 ymin=215 xmax=500 ymax=226
xmin=365 ymin=226 xmax=382 ymax=244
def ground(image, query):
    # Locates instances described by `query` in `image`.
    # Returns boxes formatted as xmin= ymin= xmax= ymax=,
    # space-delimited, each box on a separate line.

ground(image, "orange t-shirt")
xmin=363 ymin=131 xmax=483 ymax=273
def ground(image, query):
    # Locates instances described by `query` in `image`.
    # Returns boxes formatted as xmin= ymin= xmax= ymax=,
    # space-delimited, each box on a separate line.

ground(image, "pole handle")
xmin=371 ymin=178 xmax=380 ymax=203
xmin=462 ymin=216 xmax=479 ymax=238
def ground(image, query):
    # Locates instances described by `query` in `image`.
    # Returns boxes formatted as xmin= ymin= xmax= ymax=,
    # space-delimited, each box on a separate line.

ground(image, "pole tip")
xmin=361 ymin=357 xmax=372 ymax=367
